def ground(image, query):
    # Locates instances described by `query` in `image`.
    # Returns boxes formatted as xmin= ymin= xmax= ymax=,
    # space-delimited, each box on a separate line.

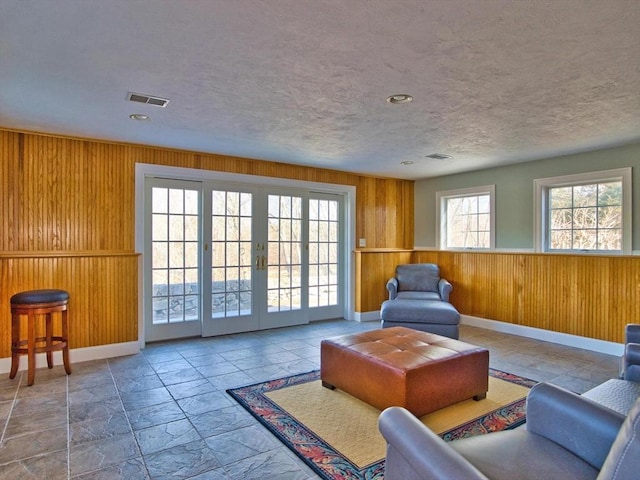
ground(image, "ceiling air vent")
xmin=127 ymin=92 xmax=170 ymax=108
xmin=425 ymin=153 xmax=452 ymax=160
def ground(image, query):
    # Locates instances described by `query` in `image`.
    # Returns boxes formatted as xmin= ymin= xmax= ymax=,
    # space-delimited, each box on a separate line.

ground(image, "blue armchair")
xmin=381 ymin=264 xmax=460 ymax=339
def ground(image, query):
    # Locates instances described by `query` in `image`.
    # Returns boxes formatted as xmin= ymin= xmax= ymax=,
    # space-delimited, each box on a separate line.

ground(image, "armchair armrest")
xmin=379 ymin=407 xmax=488 ymax=480
xmin=625 ymin=324 xmax=640 ymax=344
xmin=438 ymin=278 xmax=453 ymax=302
xmin=623 ymin=343 xmax=640 ymax=381
xmin=386 ymin=277 xmax=399 ymax=300
xmin=526 ymin=382 xmax=625 ymax=470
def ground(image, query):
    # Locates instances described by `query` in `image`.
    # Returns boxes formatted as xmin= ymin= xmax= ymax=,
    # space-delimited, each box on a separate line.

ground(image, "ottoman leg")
xmin=322 ymin=381 xmax=336 ymax=390
xmin=473 ymin=393 xmax=487 ymax=401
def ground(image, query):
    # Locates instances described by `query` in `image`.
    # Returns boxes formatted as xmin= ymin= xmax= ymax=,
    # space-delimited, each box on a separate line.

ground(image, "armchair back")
xmin=395 ymin=264 xmax=440 ymax=293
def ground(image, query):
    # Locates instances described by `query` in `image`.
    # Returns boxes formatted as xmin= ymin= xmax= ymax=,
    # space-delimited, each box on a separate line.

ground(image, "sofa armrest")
xmin=526 ymin=382 xmax=625 ymax=470
xmin=379 ymin=407 xmax=488 ymax=480
xmin=625 ymin=324 xmax=640 ymax=344
xmin=623 ymin=343 xmax=640 ymax=381
xmin=438 ymin=278 xmax=453 ymax=302
xmin=386 ymin=277 xmax=399 ymax=300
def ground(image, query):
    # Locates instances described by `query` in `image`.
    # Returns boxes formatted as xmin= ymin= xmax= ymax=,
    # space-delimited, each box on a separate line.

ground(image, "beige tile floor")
xmin=0 ymin=320 xmax=620 ymax=479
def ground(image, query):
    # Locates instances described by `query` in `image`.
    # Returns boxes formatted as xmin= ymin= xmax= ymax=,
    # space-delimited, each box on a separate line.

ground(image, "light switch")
xmin=359 ymin=238 xmax=366 ymax=247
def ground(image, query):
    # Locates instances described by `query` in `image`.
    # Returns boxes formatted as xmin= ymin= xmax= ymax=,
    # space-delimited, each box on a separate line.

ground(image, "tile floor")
xmin=0 ymin=320 xmax=620 ymax=479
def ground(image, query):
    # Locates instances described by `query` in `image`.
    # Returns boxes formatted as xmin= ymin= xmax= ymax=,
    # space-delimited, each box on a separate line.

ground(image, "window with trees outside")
xmin=436 ymin=185 xmax=495 ymax=249
xmin=534 ymin=168 xmax=632 ymax=254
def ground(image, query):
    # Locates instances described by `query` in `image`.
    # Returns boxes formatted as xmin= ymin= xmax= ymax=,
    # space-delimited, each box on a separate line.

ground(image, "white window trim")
xmin=436 ymin=185 xmax=496 ymax=250
xmin=533 ymin=167 xmax=632 ymax=254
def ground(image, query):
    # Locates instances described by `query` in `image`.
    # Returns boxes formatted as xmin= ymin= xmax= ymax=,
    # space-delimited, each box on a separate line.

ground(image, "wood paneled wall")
xmin=356 ymin=249 xmax=640 ymax=343
xmin=0 ymin=253 xmax=139 ymax=356
xmin=0 ymin=129 xmax=414 ymax=357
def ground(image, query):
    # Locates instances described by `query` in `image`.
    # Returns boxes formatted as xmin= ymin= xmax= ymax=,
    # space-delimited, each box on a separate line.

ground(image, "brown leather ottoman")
xmin=320 ymin=326 xmax=489 ymax=416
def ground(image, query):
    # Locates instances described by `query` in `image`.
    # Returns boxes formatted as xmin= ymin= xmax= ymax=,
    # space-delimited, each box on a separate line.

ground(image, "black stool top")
xmin=11 ymin=289 xmax=70 ymax=305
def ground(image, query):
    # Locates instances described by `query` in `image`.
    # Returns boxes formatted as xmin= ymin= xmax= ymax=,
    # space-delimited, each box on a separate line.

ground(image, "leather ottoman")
xmin=320 ymin=326 xmax=489 ymax=416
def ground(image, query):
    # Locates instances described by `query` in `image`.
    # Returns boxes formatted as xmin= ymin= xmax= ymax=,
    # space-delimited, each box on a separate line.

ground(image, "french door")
xmin=144 ymin=179 xmax=343 ymax=341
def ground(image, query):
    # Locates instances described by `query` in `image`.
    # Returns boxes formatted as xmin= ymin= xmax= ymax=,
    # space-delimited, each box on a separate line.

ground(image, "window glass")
xmin=534 ymin=168 xmax=631 ymax=254
xmin=436 ymin=186 xmax=495 ymax=250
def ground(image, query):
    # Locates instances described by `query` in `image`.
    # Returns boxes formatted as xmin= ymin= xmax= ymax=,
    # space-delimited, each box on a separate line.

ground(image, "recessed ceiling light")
xmin=129 ymin=113 xmax=150 ymax=121
xmin=401 ymin=161 xmax=414 ymax=165
xmin=425 ymin=153 xmax=452 ymax=160
xmin=386 ymin=94 xmax=413 ymax=104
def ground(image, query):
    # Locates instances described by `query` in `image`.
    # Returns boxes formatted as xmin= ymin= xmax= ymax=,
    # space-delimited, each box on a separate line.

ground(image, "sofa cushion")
xmin=581 ymin=379 xmax=640 ymax=415
xmin=396 ymin=264 xmax=440 ymax=292
xmin=451 ymin=430 xmax=598 ymax=480
xmin=598 ymin=398 xmax=640 ymax=480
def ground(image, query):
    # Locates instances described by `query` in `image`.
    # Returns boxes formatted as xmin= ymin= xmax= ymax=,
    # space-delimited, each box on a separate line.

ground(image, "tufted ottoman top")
xmin=325 ymin=326 xmax=482 ymax=371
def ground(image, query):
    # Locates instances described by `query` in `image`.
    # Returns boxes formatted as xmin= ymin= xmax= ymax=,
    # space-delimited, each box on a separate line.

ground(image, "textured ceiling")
xmin=1 ymin=0 xmax=639 ymax=180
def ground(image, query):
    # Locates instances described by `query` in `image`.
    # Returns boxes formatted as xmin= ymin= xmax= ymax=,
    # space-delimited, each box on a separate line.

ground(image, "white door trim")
xmin=135 ymin=163 xmax=356 ymax=348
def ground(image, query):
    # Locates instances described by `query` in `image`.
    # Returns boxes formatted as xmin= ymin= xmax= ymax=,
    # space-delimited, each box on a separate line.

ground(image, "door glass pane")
xmin=151 ymin=187 xmax=200 ymax=325
xmin=211 ymin=190 xmax=253 ymax=318
xmin=267 ymin=195 xmax=302 ymax=312
xmin=308 ymin=198 xmax=339 ymax=308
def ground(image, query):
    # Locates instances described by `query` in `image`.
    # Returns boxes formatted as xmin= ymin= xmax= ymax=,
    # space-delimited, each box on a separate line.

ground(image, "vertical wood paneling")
xmin=411 ymin=251 xmax=639 ymax=343
xmin=0 ymin=254 xmax=139 ymax=358
xmin=1 ymin=130 xmax=414 ymax=253
xmin=1 ymin=129 xmax=414 ymax=356
xmin=354 ymin=250 xmax=414 ymax=312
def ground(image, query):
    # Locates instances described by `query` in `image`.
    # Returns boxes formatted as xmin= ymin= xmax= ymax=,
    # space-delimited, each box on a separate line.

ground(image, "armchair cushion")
xmin=395 ymin=264 xmax=440 ymax=293
xmin=625 ymin=324 xmax=640 ymax=344
xmin=620 ymin=324 xmax=640 ymax=381
xmin=624 ymin=343 xmax=640 ymax=381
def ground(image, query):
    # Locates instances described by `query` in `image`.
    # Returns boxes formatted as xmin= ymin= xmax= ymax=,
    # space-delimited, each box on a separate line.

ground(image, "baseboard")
xmin=460 ymin=315 xmax=624 ymax=356
xmin=352 ymin=310 xmax=623 ymax=356
xmin=353 ymin=311 xmax=381 ymax=323
xmin=0 ymin=341 xmax=140 ymax=375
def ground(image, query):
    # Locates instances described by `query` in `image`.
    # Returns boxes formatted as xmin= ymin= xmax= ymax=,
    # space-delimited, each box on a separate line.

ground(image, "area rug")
xmin=227 ymin=369 xmax=536 ymax=479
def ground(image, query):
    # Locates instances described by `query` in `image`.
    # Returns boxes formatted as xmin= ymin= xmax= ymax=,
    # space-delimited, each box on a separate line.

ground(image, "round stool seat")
xmin=9 ymin=288 xmax=71 ymax=386
xmin=11 ymin=289 xmax=70 ymax=305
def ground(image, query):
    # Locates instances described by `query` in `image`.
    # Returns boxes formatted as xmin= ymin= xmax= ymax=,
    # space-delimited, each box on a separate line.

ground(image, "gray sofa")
xmin=379 ymin=382 xmax=640 ymax=480
xmin=380 ymin=264 xmax=460 ymax=339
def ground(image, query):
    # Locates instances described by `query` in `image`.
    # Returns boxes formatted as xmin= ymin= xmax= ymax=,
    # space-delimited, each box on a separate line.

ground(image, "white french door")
xmin=145 ymin=179 xmax=202 ymax=342
xmin=144 ymin=178 xmax=344 ymax=341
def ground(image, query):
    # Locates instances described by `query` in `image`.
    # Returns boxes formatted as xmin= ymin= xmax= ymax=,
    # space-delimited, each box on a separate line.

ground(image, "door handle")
xmin=260 ymin=255 xmax=266 ymax=270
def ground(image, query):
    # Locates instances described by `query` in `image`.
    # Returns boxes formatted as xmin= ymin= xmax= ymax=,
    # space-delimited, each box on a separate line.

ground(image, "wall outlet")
xmin=359 ymin=238 xmax=366 ymax=247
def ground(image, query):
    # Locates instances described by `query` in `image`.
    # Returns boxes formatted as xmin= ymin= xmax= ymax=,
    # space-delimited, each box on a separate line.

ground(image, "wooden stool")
xmin=10 ymin=289 xmax=72 ymax=386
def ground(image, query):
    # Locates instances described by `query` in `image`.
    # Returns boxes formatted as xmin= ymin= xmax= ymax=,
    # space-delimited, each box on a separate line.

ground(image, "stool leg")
xmin=61 ymin=308 xmax=71 ymax=375
xmin=9 ymin=312 xmax=20 ymax=379
xmin=46 ymin=312 xmax=53 ymax=369
xmin=27 ymin=312 xmax=36 ymax=386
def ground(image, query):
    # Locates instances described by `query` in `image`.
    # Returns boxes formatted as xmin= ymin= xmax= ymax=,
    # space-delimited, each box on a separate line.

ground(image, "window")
xmin=436 ymin=185 xmax=495 ymax=249
xmin=534 ymin=168 xmax=632 ymax=254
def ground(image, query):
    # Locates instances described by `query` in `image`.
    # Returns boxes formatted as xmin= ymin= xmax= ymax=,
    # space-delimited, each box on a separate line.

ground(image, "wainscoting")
xmin=0 ymin=252 xmax=139 ymax=358
xmin=355 ymin=249 xmax=639 ymax=344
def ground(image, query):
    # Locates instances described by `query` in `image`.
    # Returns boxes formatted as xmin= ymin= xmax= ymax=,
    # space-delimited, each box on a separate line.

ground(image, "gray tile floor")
xmin=0 ymin=320 xmax=620 ymax=479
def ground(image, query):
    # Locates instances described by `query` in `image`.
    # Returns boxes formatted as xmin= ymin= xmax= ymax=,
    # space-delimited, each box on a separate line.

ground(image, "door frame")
xmin=135 ymin=163 xmax=356 ymax=348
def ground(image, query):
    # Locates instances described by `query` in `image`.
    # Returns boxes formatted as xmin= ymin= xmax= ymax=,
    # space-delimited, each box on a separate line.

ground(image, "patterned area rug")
xmin=228 ymin=369 xmax=536 ymax=480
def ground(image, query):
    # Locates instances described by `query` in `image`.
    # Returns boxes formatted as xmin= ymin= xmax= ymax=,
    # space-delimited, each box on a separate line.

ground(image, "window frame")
xmin=534 ymin=167 xmax=632 ymax=255
xmin=436 ymin=185 xmax=496 ymax=250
